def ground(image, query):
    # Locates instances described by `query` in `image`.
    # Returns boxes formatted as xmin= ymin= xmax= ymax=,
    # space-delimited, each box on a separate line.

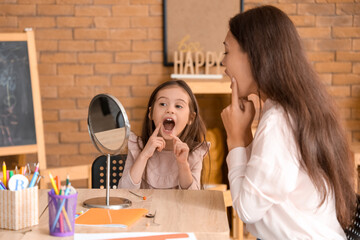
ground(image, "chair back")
xmin=91 ymin=154 xmax=127 ymax=189
xmin=345 ymin=194 xmax=360 ymax=240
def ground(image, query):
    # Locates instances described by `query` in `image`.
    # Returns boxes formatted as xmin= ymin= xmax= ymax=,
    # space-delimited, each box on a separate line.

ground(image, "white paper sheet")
xmin=74 ymin=232 xmax=197 ymax=240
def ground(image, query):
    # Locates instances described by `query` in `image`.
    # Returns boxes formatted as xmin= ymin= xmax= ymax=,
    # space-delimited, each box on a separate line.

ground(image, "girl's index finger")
xmin=231 ymin=77 xmax=240 ymax=108
xmin=169 ymin=133 xmax=180 ymax=142
xmin=152 ymin=123 xmax=162 ymax=136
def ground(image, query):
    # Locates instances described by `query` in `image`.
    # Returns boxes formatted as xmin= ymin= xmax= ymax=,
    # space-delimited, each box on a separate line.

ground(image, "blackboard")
xmin=0 ymin=31 xmax=46 ymax=171
xmin=0 ymin=41 xmax=36 ymax=146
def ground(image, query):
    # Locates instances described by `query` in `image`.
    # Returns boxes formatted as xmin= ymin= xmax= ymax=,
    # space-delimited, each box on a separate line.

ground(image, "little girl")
xmin=118 ymin=80 xmax=209 ymax=189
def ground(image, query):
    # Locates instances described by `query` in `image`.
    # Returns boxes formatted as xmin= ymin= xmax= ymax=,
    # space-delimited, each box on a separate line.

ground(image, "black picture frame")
xmin=163 ymin=0 xmax=244 ymax=67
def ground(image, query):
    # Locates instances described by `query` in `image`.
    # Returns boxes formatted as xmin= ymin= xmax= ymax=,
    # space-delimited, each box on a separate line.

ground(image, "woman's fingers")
xmin=231 ymin=77 xmax=251 ymax=111
xmin=221 ymin=77 xmax=256 ymax=149
xmin=231 ymin=77 xmax=240 ymax=109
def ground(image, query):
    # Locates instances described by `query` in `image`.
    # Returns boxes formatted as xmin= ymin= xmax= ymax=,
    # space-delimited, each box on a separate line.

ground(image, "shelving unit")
xmin=172 ymin=74 xmax=231 ymax=94
xmin=184 ymin=80 xmax=231 ymax=94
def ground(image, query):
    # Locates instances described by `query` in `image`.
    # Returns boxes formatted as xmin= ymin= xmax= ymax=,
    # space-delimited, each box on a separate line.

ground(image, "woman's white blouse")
xmin=227 ymin=99 xmax=346 ymax=240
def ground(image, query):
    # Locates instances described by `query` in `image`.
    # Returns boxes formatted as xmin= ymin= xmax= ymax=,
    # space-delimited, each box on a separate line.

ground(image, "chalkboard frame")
xmin=0 ymin=30 xmax=46 ymax=170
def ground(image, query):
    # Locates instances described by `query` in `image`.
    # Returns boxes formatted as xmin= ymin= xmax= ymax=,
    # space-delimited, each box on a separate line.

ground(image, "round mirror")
xmin=88 ymin=94 xmax=130 ymax=155
xmin=84 ymin=93 xmax=131 ymax=209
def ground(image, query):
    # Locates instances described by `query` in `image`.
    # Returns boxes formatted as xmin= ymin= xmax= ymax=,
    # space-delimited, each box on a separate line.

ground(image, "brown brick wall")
xmin=0 ymin=0 xmax=359 ymax=168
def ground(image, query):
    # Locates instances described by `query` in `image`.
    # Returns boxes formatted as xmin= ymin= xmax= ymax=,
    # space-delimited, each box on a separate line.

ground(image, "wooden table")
xmin=0 ymin=189 xmax=230 ymax=240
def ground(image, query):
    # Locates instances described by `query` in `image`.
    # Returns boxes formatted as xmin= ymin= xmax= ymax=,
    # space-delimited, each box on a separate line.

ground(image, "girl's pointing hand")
xmin=142 ymin=123 xmax=166 ymax=159
xmin=170 ymin=134 xmax=189 ymax=165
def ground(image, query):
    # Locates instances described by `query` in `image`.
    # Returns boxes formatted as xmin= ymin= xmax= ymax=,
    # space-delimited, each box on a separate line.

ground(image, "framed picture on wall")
xmin=163 ymin=0 xmax=243 ymax=66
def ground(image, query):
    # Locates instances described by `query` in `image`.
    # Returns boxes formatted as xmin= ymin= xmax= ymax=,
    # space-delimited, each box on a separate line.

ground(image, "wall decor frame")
xmin=163 ymin=0 xmax=243 ymax=66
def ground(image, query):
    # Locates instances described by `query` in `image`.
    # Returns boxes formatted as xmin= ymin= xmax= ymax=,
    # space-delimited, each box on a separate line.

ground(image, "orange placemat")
xmin=75 ymin=208 xmax=148 ymax=228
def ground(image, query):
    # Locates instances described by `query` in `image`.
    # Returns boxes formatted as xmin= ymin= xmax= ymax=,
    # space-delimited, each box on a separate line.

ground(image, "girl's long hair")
xmin=229 ymin=5 xmax=356 ymax=228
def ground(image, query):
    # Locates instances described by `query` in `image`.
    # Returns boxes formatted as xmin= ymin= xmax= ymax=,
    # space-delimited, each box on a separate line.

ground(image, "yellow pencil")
xmin=2 ymin=162 xmax=6 ymax=188
xmin=48 ymin=172 xmax=72 ymax=231
xmin=49 ymin=172 xmax=59 ymax=195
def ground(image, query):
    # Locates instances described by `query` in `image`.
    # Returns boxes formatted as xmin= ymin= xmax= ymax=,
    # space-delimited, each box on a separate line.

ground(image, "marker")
xmin=2 ymin=162 xmax=6 ymax=188
xmin=26 ymin=163 xmax=31 ymax=175
xmin=35 ymin=175 xmax=43 ymax=186
xmin=75 ymin=210 xmax=84 ymax=218
xmin=28 ymin=163 xmax=39 ymax=188
xmin=54 ymin=175 xmax=60 ymax=191
xmin=9 ymin=170 xmax=14 ymax=179
xmin=58 ymin=189 xmax=64 ymax=233
xmin=0 ymin=179 xmax=6 ymax=190
xmin=6 ymin=170 xmax=10 ymax=185
xmin=129 ymin=190 xmax=147 ymax=200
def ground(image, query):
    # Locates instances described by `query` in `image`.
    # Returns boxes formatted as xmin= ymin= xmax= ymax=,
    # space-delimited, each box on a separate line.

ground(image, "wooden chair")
xmin=39 ymin=164 xmax=92 ymax=189
xmin=91 ymin=154 xmax=126 ymax=189
xmin=205 ymin=184 xmax=244 ymax=240
xmin=353 ymin=151 xmax=360 ymax=192
xmin=345 ymin=194 xmax=360 ymax=240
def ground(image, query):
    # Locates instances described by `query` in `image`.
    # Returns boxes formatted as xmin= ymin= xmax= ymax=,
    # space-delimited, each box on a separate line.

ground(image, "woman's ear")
xmin=188 ymin=112 xmax=196 ymax=125
xmin=148 ymin=107 xmax=152 ymax=120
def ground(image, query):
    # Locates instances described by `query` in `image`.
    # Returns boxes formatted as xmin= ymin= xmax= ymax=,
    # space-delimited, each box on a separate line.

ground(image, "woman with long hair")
xmin=221 ymin=5 xmax=356 ymax=239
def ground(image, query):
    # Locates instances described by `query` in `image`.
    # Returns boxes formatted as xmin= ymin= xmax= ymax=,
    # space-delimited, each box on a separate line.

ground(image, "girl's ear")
xmin=188 ymin=112 xmax=196 ymax=125
xmin=148 ymin=107 xmax=152 ymax=120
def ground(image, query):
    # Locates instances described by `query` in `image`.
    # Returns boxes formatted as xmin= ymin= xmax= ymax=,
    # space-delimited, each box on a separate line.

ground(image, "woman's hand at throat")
xmin=221 ymin=77 xmax=255 ymax=150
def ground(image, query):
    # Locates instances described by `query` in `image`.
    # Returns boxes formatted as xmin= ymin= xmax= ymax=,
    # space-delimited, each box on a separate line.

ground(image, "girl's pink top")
xmin=118 ymin=132 xmax=208 ymax=190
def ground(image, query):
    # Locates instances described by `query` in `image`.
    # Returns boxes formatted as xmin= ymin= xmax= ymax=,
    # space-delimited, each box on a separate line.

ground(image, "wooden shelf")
xmin=183 ymin=79 xmax=231 ymax=94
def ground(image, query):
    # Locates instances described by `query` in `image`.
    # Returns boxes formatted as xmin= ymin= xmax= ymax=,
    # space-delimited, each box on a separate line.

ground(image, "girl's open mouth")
xmin=162 ymin=118 xmax=175 ymax=134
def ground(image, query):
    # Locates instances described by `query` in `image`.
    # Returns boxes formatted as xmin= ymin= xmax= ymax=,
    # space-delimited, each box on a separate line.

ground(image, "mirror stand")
xmin=83 ymin=154 xmax=131 ymax=209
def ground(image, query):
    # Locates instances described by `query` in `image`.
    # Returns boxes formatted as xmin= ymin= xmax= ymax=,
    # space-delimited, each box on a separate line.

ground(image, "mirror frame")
xmin=84 ymin=93 xmax=132 ymax=209
xmin=87 ymin=93 xmax=130 ymax=155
